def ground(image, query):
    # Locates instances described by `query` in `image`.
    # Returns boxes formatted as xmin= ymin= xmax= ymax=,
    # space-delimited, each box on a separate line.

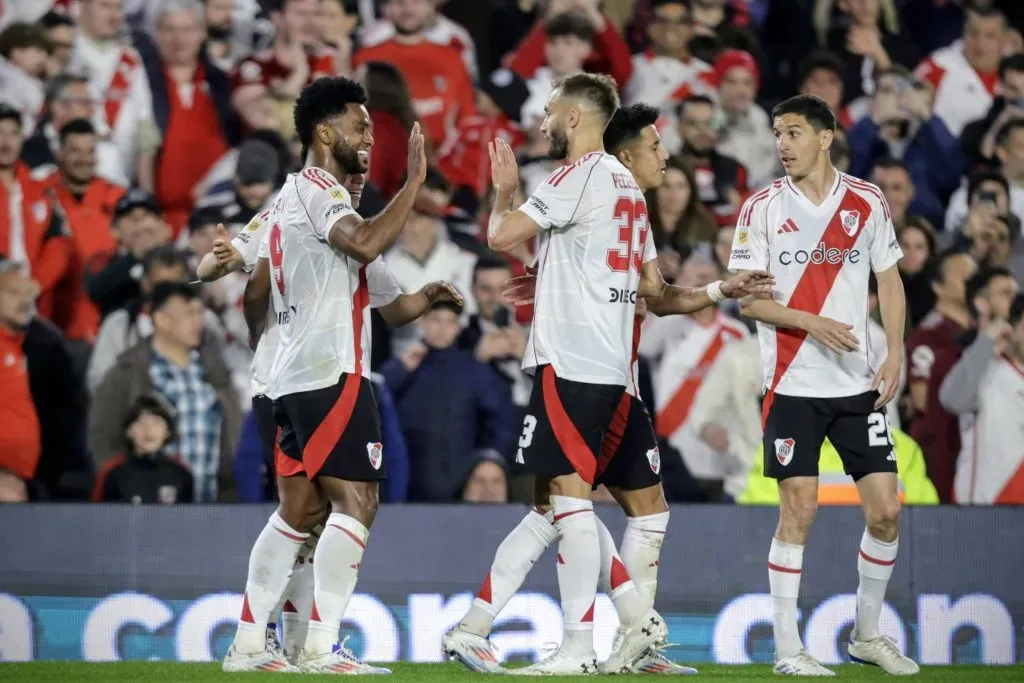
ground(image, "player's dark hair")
xmin=995 ymin=117 xmax=1024 ymax=148
xmin=293 ymin=76 xmax=368 ymax=160
xmin=0 ymin=22 xmax=50 ymax=60
xmin=143 ymin=245 xmax=189 ymax=277
xmin=473 ymin=252 xmax=512 ymax=284
xmin=966 ymin=267 xmax=1014 ymax=320
xmin=428 ymin=299 xmax=463 ymax=316
xmin=545 ymin=11 xmax=595 ymax=43
xmin=929 ymin=248 xmax=971 ymax=285
xmin=603 ymin=103 xmax=659 ymax=155
xmin=149 ymin=281 xmax=200 ymax=313
xmin=555 ymin=72 xmax=620 ymax=125
xmin=122 ymin=392 xmax=177 ymax=454
xmin=1010 ymin=293 xmax=1024 ymax=326
xmin=771 ymin=94 xmax=837 ymax=132
xmin=967 ymin=169 xmax=1010 ymax=203
xmin=58 ymin=118 xmax=96 ymax=144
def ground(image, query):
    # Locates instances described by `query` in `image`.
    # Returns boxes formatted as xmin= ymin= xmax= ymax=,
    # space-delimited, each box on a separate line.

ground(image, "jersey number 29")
xmin=606 ymin=197 xmax=649 ymax=274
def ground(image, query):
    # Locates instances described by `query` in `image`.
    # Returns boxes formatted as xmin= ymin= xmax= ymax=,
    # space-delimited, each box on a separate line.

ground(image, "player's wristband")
xmin=706 ymin=280 xmax=726 ymax=303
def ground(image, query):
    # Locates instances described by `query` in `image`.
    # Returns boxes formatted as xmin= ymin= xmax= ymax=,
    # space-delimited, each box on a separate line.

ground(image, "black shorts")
xmin=515 ymin=365 xmax=624 ymax=484
xmin=254 ymin=394 xmax=305 ymax=479
xmin=595 ymin=393 xmax=662 ymax=491
xmin=762 ymin=391 xmax=898 ymax=481
xmin=273 ymin=373 xmax=385 ymax=481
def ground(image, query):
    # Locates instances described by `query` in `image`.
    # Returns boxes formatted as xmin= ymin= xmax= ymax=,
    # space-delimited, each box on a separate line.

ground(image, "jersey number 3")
xmin=606 ymin=197 xmax=649 ymax=273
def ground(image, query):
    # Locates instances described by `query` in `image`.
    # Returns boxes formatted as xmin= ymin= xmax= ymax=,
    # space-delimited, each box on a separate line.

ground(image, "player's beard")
xmin=547 ymin=125 xmax=569 ymax=161
xmin=333 ymin=141 xmax=367 ymax=174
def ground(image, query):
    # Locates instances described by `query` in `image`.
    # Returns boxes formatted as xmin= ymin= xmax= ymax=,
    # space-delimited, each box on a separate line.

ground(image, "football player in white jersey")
xmin=443 ymin=104 xmax=773 ymax=676
xmin=727 ymin=94 xmax=918 ymax=676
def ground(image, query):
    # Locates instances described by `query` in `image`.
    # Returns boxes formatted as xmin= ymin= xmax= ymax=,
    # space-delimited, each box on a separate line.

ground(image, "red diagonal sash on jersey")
xmin=104 ymin=48 xmax=140 ymax=130
xmin=760 ymin=190 xmax=872 ymax=427
xmin=655 ymin=328 xmax=728 ymax=439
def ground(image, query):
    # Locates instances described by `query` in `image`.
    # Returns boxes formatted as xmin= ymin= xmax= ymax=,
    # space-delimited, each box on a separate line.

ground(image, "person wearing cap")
xmin=91 ymin=392 xmax=195 ymax=503
xmin=193 ymin=137 xmax=280 ymax=233
xmin=41 ymin=118 xmax=126 ymax=344
xmin=713 ymin=49 xmax=780 ymax=191
xmin=83 ymin=187 xmax=171 ymax=319
xmin=0 ymin=103 xmax=73 ymax=322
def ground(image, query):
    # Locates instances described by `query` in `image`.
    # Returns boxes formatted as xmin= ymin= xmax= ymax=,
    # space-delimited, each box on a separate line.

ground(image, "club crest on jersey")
xmin=645 ymin=447 xmax=661 ymax=475
xmin=839 ymin=210 xmax=861 ymax=236
xmin=774 ymin=438 xmax=795 ymax=466
xmin=367 ymin=442 xmax=383 ymax=470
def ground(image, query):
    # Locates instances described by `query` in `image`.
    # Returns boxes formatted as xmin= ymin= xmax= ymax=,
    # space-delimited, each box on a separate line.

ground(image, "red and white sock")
xmin=619 ymin=511 xmax=669 ymax=613
xmin=303 ymin=513 xmax=368 ymax=656
xmin=768 ymin=538 xmax=804 ymax=660
xmin=280 ymin=543 xmax=316 ymax=657
xmin=552 ymin=495 xmax=599 ymax=657
xmin=595 ymin=515 xmax=646 ymax=629
xmin=234 ymin=511 xmax=308 ymax=654
xmin=854 ymin=530 xmax=898 ymax=641
xmin=459 ymin=509 xmax=557 ymax=637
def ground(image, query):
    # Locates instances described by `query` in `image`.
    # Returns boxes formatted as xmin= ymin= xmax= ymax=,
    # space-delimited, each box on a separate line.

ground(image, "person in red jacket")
xmin=0 ymin=104 xmax=71 ymax=323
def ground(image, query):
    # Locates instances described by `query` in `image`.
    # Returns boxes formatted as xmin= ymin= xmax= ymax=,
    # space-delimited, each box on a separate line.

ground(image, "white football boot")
xmin=773 ymin=650 xmax=836 ymax=676
xmin=442 ymin=626 xmax=504 ymax=673
xmin=598 ymin=610 xmax=669 ymax=674
xmin=222 ymin=627 xmax=298 ymax=673
xmin=630 ymin=647 xmax=699 ymax=675
xmin=299 ymin=638 xmax=392 ymax=675
xmin=849 ymin=636 xmax=920 ymax=675
xmin=507 ymin=648 xmax=599 ymax=676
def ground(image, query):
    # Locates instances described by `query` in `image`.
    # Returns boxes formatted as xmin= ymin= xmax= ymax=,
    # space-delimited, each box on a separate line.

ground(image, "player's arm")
xmin=378 ymin=282 xmax=464 ymax=327
xmin=868 ymin=202 xmax=907 ymax=407
xmin=637 ymin=258 xmax=666 ymax=299
xmin=197 ymin=216 xmax=268 ymax=281
xmin=647 ymin=271 xmax=776 ymax=315
xmin=874 ymin=266 xmax=906 ymax=366
xmin=242 ymin=258 xmax=271 ymax=351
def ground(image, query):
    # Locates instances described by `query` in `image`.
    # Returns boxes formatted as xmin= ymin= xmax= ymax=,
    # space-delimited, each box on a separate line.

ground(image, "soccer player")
xmin=217 ymin=77 xmax=459 ymax=674
xmin=727 ymin=94 xmax=919 ymax=676
xmin=443 ymin=103 xmax=772 ymax=676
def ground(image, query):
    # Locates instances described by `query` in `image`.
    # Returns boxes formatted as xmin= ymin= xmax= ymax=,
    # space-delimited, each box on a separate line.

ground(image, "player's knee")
xmin=778 ymin=490 xmax=817 ymax=538
xmin=866 ymin=497 xmax=901 ymax=538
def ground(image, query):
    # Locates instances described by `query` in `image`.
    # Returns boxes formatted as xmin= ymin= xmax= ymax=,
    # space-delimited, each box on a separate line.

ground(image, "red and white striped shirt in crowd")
xmin=915 ymin=40 xmax=998 ymax=137
xmin=625 ymin=50 xmax=716 ymax=153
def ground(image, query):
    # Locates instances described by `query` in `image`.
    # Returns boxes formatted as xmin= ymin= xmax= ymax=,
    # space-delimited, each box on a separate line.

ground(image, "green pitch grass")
xmin=1 ymin=662 xmax=1022 ymax=682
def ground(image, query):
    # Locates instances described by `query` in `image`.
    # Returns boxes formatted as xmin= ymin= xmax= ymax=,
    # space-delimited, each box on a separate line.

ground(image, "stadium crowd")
xmin=0 ymin=0 xmax=1022 ymax=506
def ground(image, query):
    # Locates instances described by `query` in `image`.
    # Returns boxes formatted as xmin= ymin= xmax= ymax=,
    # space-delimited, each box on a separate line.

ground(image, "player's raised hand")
xmin=489 ymin=138 xmax=520 ymax=193
xmin=803 ymin=314 xmax=860 ymax=354
xmin=721 ymin=270 xmax=774 ymax=298
xmin=211 ymin=224 xmax=238 ymax=266
xmin=407 ymin=122 xmax=427 ymax=185
xmin=502 ymin=273 xmax=537 ymax=306
xmin=872 ymin=354 xmax=902 ymax=409
xmin=983 ymin=317 xmax=1013 ymax=355
xmin=422 ymin=280 xmax=464 ymax=306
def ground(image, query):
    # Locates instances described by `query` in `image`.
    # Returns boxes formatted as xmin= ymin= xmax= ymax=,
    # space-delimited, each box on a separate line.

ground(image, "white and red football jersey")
xmin=518 ymin=152 xmax=656 ymax=388
xmin=625 ymin=51 xmax=716 ymax=153
xmin=915 ymin=41 xmax=997 ymax=137
xmin=264 ymin=168 xmax=401 ymax=399
xmin=231 ymin=209 xmax=275 ymax=396
xmin=954 ymin=357 xmax=1024 ymax=505
xmin=652 ymin=314 xmax=748 ymax=479
xmin=727 ymin=173 xmax=903 ymax=399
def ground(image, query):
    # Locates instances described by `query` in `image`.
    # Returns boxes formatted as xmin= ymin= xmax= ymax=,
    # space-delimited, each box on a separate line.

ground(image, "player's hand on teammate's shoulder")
xmin=399 ymin=342 xmax=428 ymax=372
xmin=872 ymin=355 xmax=902 ymax=409
xmin=488 ymin=137 xmax=520 ymax=194
xmin=721 ymin=270 xmax=775 ymax=299
xmin=502 ymin=273 xmax=536 ymax=306
xmin=801 ymin=313 xmax=860 ymax=354
xmin=407 ymin=122 xmax=427 ymax=186
xmin=422 ymin=280 xmax=464 ymax=306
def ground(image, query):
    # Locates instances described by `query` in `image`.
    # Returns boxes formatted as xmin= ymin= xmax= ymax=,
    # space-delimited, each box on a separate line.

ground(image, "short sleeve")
xmin=231 ymin=210 xmax=270 ymax=272
xmin=869 ymin=196 xmax=903 ymax=273
xmin=257 ymin=230 xmax=270 ymax=259
xmin=518 ymin=164 xmax=591 ymax=230
xmin=366 ymin=257 xmax=403 ymax=309
xmin=294 ymin=168 xmax=360 ymax=242
xmin=641 ymin=224 xmax=657 ymax=264
xmin=727 ymin=193 xmax=769 ymax=271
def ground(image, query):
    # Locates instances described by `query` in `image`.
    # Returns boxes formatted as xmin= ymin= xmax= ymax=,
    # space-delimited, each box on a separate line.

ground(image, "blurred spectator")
xmin=829 ymin=124 xmax=852 ymax=172
xmin=21 ymin=73 xmax=127 ymax=186
xmin=797 ymin=50 xmax=856 ymax=129
xmin=940 ymin=292 xmax=1024 ymax=504
xmin=713 ymin=49 xmax=779 ymax=190
xmin=960 ymin=53 xmax=1024 ymax=170
xmin=202 ymin=0 xmax=240 ymax=72
xmin=380 ymin=300 xmax=516 ymax=502
xmin=896 ymin=218 xmax=939 ymax=327
xmin=688 ymin=0 xmax=761 ymax=63
xmin=229 ymin=0 xmax=334 ymax=132
xmin=0 ymin=22 xmax=49 ymax=132
xmin=43 ymin=119 xmax=125 ymax=344
xmin=457 ymin=253 xmax=531 ymax=407
xmin=91 ymin=392 xmax=194 ymax=503
xmin=357 ymin=61 xmax=418 ymax=201
xmin=353 ymin=0 xmax=476 ymax=147
xmin=70 ymin=0 xmax=158 ymax=188
xmin=362 ymin=0 xmax=478 ymax=80
xmin=90 ymin=282 xmax=242 ymax=501
xmin=318 ymin=0 xmax=359 ymax=77
xmin=963 ymin=211 xmax=1017 ymax=271
xmin=0 ymin=258 xmax=41 ymax=499
xmin=646 ymin=156 xmax=718 ymax=254
xmin=906 ymin=249 xmax=976 ymax=502
xmin=460 ymin=452 xmax=508 ymax=503
xmin=140 ymin=0 xmax=238 ymax=236
xmin=915 ymin=5 xmax=1008 ymax=137
xmin=521 ymin=12 xmax=595 ymax=129
xmin=849 ymin=69 xmax=964 ymax=226
xmin=509 ymin=0 xmax=632 ymax=97
xmin=650 ymin=253 xmax=748 ymax=502
xmin=84 ymin=188 xmax=170 ymax=319
xmin=675 ymin=94 xmax=749 ymax=225
xmin=0 ymin=104 xmax=72 ymax=322
xmin=945 ymin=167 xmax=1022 ymax=234
xmin=38 ymin=11 xmax=75 ymax=77
xmin=816 ymin=0 xmax=920 ymax=104
xmin=871 ymin=158 xmax=926 ymax=233
xmin=194 ymin=137 xmax=278 ymax=231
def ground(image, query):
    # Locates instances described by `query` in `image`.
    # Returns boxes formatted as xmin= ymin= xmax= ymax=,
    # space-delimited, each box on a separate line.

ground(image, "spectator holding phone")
xmin=960 ymin=53 xmax=1024 ymax=169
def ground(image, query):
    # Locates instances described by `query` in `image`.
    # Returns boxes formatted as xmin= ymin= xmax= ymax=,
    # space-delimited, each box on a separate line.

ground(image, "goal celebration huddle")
xmin=203 ymin=71 xmax=917 ymax=677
